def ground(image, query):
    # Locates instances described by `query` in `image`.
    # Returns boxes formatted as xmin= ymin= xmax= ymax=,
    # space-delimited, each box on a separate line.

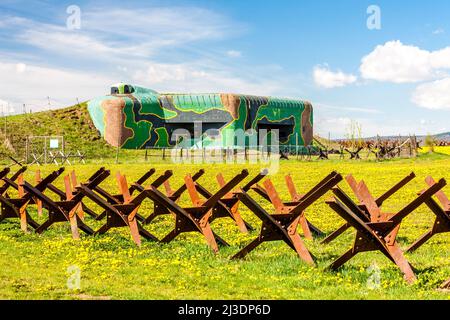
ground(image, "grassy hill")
xmin=0 ymin=103 xmax=116 ymax=162
xmin=434 ymin=131 xmax=450 ymax=142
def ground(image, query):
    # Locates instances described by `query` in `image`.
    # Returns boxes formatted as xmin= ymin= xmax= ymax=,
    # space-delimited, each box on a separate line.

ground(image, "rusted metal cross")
xmin=442 ymin=278 xmax=450 ymax=289
xmin=146 ymin=170 xmax=249 ymax=253
xmin=322 ymin=172 xmax=416 ymax=244
xmin=406 ymin=176 xmax=450 ymax=253
xmin=325 ymin=178 xmax=447 ymax=284
xmin=250 ymin=172 xmax=339 ymax=240
xmin=232 ymin=173 xmax=343 ymax=264
xmin=0 ymin=168 xmax=64 ymax=232
xmin=192 ymin=169 xmax=269 ymax=233
xmin=22 ymin=168 xmax=110 ymax=239
xmin=143 ymin=169 xmax=205 ymax=225
xmin=94 ymin=168 xmax=158 ymax=222
xmin=77 ymin=171 xmax=173 ymax=246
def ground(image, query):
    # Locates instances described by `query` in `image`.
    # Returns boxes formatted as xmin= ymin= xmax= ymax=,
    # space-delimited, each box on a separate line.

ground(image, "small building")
xmin=87 ymin=83 xmax=313 ymax=149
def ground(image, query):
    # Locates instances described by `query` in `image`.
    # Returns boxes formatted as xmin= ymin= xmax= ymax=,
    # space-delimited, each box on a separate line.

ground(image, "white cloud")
xmin=432 ymin=28 xmax=445 ymax=35
xmin=135 ymin=63 xmax=191 ymax=84
xmin=0 ymin=99 xmax=9 ymax=110
xmin=0 ymin=99 xmax=16 ymax=114
xmin=0 ymin=7 xmax=291 ymax=108
xmin=83 ymin=7 xmax=236 ymax=42
xmin=15 ymin=63 xmax=26 ymax=73
xmin=314 ymin=115 xmax=429 ymax=138
xmin=0 ymin=57 xmax=291 ymax=113
xmin=117 ymin=66 xmax=128 ymax=72
xmin=316 ymin=102 xmax=382 ymax=114
xmin=132 ymin=62 xmax=283 ymax=95
xmin=0 ymin=7 xmax=290 ymax=110
xmin=18 ymin=26 xmax=131 ymax=63
xmin=313 ymin=65 xmax=357 ymax=88
xmin=0 ymin=61 xmax=113 ymax=110
xmin=412 ymin=78 xmax=450 ymax=110
xmin=360 ymin=40 xmax=450 ymax=83
xmin=10 ymin=6 xmax=240 ymax=63
xmin=226 ymin=50 xmax=242 ymax=58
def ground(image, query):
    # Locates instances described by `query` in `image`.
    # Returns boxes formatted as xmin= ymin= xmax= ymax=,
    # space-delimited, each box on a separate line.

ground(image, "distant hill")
xmin=434 ymin=132 xmax=450 ymax=142
xmin=333 ymin=132 xmax=450 ymax=143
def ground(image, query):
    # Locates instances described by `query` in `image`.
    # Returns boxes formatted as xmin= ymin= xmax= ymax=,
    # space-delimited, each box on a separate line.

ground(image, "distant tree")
xmin=424 ymin=134 xmax=437 ymax=153
xmin=346 ymin=120 xmax=364 ymax=150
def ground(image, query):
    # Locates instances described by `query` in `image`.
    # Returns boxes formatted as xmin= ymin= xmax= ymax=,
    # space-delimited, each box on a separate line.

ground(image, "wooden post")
xmin=413 ymin=135 xmax=418 ymax=157
xmin=408 ymin=135 xmax=412 ymax=157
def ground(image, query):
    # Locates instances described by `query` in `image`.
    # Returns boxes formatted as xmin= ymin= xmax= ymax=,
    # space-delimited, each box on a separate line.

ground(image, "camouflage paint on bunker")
xmin=87 ymin=84 xmax=313 ymax=149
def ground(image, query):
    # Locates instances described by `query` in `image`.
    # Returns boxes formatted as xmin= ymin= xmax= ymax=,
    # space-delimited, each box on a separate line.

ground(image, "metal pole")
xmin=25 ymin=137 xmax=29 ymax=164
xmin=44 ymin=137 xmax=48 ymax=164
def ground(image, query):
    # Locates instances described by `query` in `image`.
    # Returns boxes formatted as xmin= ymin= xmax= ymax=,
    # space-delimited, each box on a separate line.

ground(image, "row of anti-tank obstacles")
xmin=0 ymin=166 xmax=448 ymax=288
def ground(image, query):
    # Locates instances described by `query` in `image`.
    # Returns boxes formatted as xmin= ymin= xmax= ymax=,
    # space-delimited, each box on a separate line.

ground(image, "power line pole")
xmin=47 ymin=96 xmax=51 ymax=111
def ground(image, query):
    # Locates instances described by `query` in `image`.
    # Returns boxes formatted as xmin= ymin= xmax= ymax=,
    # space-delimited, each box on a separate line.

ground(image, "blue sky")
xmin=0 ymin=0 xmax=449 ymax=137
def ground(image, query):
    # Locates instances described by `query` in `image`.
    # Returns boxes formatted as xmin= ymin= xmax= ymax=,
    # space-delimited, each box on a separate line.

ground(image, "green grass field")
xmin=0 ymin=154 xmax=449 ymax=300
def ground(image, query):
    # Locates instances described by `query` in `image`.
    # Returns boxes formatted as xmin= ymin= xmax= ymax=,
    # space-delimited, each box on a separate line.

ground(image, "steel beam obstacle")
xmin=325 ymin=178 xmax=447 ymax=284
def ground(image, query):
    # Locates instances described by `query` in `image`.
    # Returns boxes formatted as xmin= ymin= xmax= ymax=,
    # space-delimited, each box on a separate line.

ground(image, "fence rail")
xmin=141 ymin=145 xmax=318 ymax=162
